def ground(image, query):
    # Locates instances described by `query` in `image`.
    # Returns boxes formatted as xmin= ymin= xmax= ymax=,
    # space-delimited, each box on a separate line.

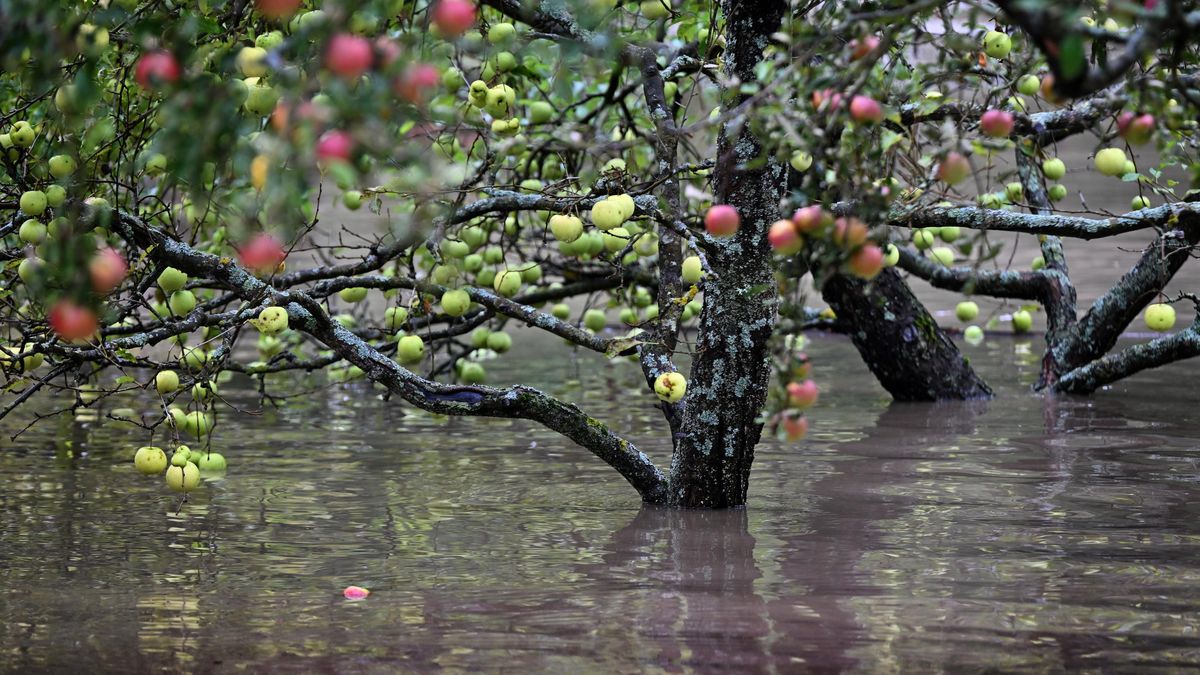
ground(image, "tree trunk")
xmin=822 ymin=269 xmax=993 ymax=401
xmin=667 ymin=0 xmax=787 ymax=508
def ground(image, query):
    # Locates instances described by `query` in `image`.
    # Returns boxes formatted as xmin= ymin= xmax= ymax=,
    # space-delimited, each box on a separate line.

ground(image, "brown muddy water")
xmin=4 ymin=151 xmax=1200 ymax=672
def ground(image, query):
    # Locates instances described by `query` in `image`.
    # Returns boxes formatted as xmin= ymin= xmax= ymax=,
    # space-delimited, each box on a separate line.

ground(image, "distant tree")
xmin=1 ymin=0 xmax=1198 ymax=506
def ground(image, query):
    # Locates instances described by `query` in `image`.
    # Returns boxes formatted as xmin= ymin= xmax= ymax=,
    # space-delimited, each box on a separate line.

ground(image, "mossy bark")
xmin=666 ymin=0 xmax=787 ymax=508
xmin=822 ymin=269 xmax=993 ymax=401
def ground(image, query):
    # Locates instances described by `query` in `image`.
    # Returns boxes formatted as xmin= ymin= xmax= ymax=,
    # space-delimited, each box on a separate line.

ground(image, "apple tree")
xmin=2 ymin=0 xmax=1200 ymax=507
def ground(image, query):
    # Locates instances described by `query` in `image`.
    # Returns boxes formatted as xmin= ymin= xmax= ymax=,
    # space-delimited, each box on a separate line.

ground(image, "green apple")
xmin=938 ymin=226 xmax=960 ymax=242
xmin=19 ymin=219 xmax=46 ymax=244
xmin=486 ymin=331 xmax=512 ymax=353
xmin=1048 ymin=184 xmax=1067 ymax=201
xmin=584 ymin=308 xmax=606 ymax=331
xmin=459 ymin=361 xmax=486 ymax=384
xmin=963 ymin=325 xmax=984 ymax=345
xmin=10 ymin=121 xmax=35 ymax=147
xmin=493 ymin=269 xmax=522 ymax=297
xmin=1131 ymin=195 xmax=1152 ymax=210
xmin=441 ymin=289 xmax=471 ymax=316
xmin=155 ymin=370 xmax=180 ymax=394
xmin=397 ymin=335 xmax=425 ymax=364
xmin=1016 ymin=74 xmax=1040 ymax=96
xmin=883 ymin=243 xmax=900 ymax=267
xmin=44 ymin=185 xmax=66 ymax=208
xmin=912 ymin=228 xmax=936 ymax=249
xmin=590 ymin=199 xmax=625 ymax=230
xmin=654 ymin=372 xmax=686 ymax=403
xmin=384 ymin=306 xmax=408 ymax=331
xmin=169 ymin=290 xmax=197 ymax=316
xmin=19 ymin=190 xmax=47 ymax=216
xmin=602 ymin=227 xmax=630 ymax=253
xmin=1144 ymin=303 xmax=1176 ymax=332
xmin=134 ymin=446 xmax=168 ymax=475
xmin=237 ymin=46 xmax=269 ymax=77
xmin=982 ymin=30 xmax=1012 ymax=59
xmin=1005 ymin=182 xmax=1024 ymax=201
xmin=551 ymin=303 xmax=570 ymax=320
xmin=17 ymin=257 xmax=41 ymax=283
xmin=196 ymin=451 xmax=227 ymax=472
xmin=158 ymin=266 xmax=188 ymax=292
xmin=930 ymin=247 xmax=954 ymax=266
xmin=343 ymin=190 xmax=363 ymax=210
xmin=1042 ymin=158 xmax=1066 ymax=180
xmin=257 ymin=306 xmax=289 ymax=334
xmin=339 ymin=287 xmax=368 ymax=303
xmin=471 ymin=327 xmax=491 ymax=348
xmin=681 ymin=256 xmax=703 ymax=284
xmin=790 ymin=150 xmax=813 ymax=172
xmin=955 ymin=301 xmax=979 ymax=321
xmin=529 ymin=101 xmax=554 ymax=124
xmin=1011 ymin=309 xmax=1033 ymax=333
xmin=1095 ymin=147 xmax=1127 ymax=177
xmin=48 ymin=154 xmax=76 ymax=178
xmin=549 ymin=214 xmax=583 ymax=243
xmin=166 ymin=462 xmax=202 ymax=492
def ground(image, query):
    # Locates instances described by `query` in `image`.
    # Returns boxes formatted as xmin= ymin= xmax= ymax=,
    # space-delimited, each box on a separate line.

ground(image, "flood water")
xmin=3 ymin=320 xmax=1200 ymax=672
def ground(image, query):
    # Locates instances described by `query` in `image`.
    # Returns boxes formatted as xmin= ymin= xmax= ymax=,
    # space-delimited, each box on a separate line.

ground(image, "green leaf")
xmin=1059 ymin=34 xmax=1086 ymax=80
xmin=115 ymin=376 xmax=135 ymax=385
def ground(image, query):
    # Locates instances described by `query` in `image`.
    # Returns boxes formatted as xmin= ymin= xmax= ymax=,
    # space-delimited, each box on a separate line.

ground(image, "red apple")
xmin=791 ymin=205 xmax=826 ymax=234
xmin=316 ymin=130 xmax=353 ymax=163
xmin=396 ymin=64 xmax=441 ymax=104
xmin=848 ymin=35 xmax=880 ymax=61
xmin=1117 ymin=111 xmax=1155 ymax=145
xmin=781 ymin=413 xmax=809 ymax=442
xmin=849 ymin=95 xmax=883 ymax=124
xmin=135 ymin=51 xmax=181 ymax=90
xmin=375 ymin=37 xmax=402 ymax=67
xmin=848 ymin=244 xmax=885 ymax=280
xmin=48 ymin=300 xmax=99 ymax=341
xmin=89 ymin=247 xmax=128 ymax=294
xmin=811 ymin=89 xmax=843 ymax=111
xmin=254 ymin=0 xmax=302 ymax=19
xmin=831 ymin=217 xmax=868 ymax=249
xmin=979 ymin=109 xmax=1014 ymax=137
xmin=432 ymin=0 xmax=477 ymax=37
xmin=786 ymin=380 xmax=819 ymax=410
xmin=326 ymin=34 xmax=373 ymax=79
xmin=768 ymin=219 xmax=802 ymax=254
xmin=239 ymin=233 xmax=287 ymax=275
xmin=704 ymin=204 xmax=740 ymax=237
xmin=937 ymin=151 xmax=971 ymax=185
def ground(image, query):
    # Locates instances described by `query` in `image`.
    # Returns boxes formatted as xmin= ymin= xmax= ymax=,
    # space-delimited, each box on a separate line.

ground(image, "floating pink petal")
xmin=343 ymin=585 xmax=370 ymax=600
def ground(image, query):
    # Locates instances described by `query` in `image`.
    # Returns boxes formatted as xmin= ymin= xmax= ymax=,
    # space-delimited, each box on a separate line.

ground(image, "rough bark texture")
xmin=822 ymin=269 xmax=993 ymax=401
xmin=666 ymin=0 xmax=787 ymax=508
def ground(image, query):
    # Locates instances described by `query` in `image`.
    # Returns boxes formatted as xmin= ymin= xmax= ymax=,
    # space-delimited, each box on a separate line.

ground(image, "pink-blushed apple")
xmin=791 ymin=205 xmax=825 ymax=234
xmin=239 ymin=233 xmax=287 ymax=275
xmin=979 ymin=109 xmax=1014 ymax=137
xmin=326 ymin=34 xmax=373 ymax=79
xmin=316 ymin=130 xmax=353 ymax=163
xmin=849 ymin=95 xmax=883 ymax=124
xmin=704 ymin=205 xmax=739 ymax=237
xmin=848 ymin=244 xmax=885 ymax=279
xmin=432 ymin=0 xmax=476 ymax=36
xmin=937 ymin=151 xmax=971 ymax=185
xmin=768 ymin=219 xmax=803 ymax=254
xmin=48 ymin=300 xmax=98 ymax=341
xmin=89 ymin=247 xmax=127 ymax=294
xmin=135 ymin=51 xmax=180 ymax=90
xmin=786 ymin=380 xmax=819 ymax=409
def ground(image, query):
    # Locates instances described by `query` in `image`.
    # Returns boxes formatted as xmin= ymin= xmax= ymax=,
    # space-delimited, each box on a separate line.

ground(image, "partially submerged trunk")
xmin=667 ymin=0 xmax=787 ymax=508
xmin=822 ymin=269 xmax=993 ymax=401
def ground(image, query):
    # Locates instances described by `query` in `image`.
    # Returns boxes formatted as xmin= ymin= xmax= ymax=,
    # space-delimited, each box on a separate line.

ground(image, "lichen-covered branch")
xmin=1055 ymin=323 xmax=1200 ymax=394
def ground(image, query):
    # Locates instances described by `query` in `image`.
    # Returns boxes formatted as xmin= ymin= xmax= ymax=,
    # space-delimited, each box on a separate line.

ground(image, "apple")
xmin=937 ymin=151 xmax=970 ymax=185
xmin=488 ymin=22 xmax=516 ymax=44
xmin=493 ymin=269 xmax=522 ymax=297
xmin=1117 ymin=112 xmax=1155 ymax=145
xmin=681 ymin=256 xmax=703 ymax=284
xmin=912 ymin=228 xmax=936 ymax=249
xmin=769 ymin=219 xmax=803 ymax=254
xmin=166 ymin=462 xmax=202 ymax=492
xmin=192 ymin=380 xmax=218 ymax=403
xmin=44 ymin=185 xmax=66 ymax=208
xmin=384 ymin=306 xmax=409 ymax=331
xmin=529 ymin=101 xmax=554 ymax=124
xmin=642 ymin=0 xmax=672 ymax=19
xmin=549 ymin=214 xmax=584 ymax=243
xmin=48 ymin=154 xmax=76 ymax=178
xmin=848 ymin=35 xmax=880 ymax=60
xmin=486 ymin=331 xmax=512 ymax=353
xmin=134 ymin=446 xmax=168 ymax=475
xmin=1017 ymin=74 xmax=1041 ymax=96
xmin=849 ymin=95 xmax=883 ymax=124
xmin=256 ymin=30 xmax=284 ymax=50
xmin=442 ymin=289 xmax=471 ymax=316
xmin=1042 ymin=158 xmax=1066 ymax=180
xmin=339 ymin=287 xmax=368 ymax=303
xmin=584 ymin=308 xmax=607 ymax=331
xmin=135 ymin=51 xmax=181 ymax=89
xmin=704 ymin=204 xmax=740 ymax=237
xmin=326 ymin=34 xmax=373 ymax=79
xmin=930 ymin=246 xmax=955 ymax=266
xmin=979 ymin=109 xmax=1014 ymax=137
xmin=1095 ymin=147 xmax=1128 ymax=176
xmin=16 ymin=257 xmax=39 ymax=283
xmin=790 ymin=150 xmax=813 ymax=172
xmin=237 ymin=47 xmax=269 ymax=77
xmin=316 ymin=130 xmax=354 ymax=164
xmin=196 ymin=451 xmax=227 ymax=472
xmin=169 ymin=290 xmax=197 ymax=316
xmin=791 ymin=205 xmax=826 ymax=233
xmin=157 ymin=267 xmax=188 ymax=292
xmin=397 ymin=334 xmax=425 ymax=364
xmin=184 ymin=411 xmax=213 ymax=437
xmin=982 ymin=30 xmax=1012 ymax=58
xmin=848 ymin=244 xmax=885 ymax=280
xmin=786 ymin=380 xmax=819 ymax=409
xmin=551 ymin=303 xmax=571 ymax=320
xmin=956 ymin=301 xmax=979 ymax=321
xmin=781 ymin=413 xmax=809 ymax=442
xmin=396 ymin=64 xmax=441 ymax=104
xmin=654 ymin=372 xmax=686 ymax=403
xmin=255 ymin=0 xmax=302 ymax=18
xmin=610 ymin=194 xmax=636 ymax=220
xmin=239 ymin=233 xmax=287 ymax=275
xmin=181 ymin=346 xmax=208 ymax=370
xmin=48 ymin=300 xmax=98 ymax=341
xmin=19 ymin=219 xmax=45 ymax=245
xmin=938 ymin=227 xmax=960 ymax=242
xmin=432 ymin=0 xmax=477 ymax=37
xmin=964 ymin=325 xmax=984 ymax=345
xmin=89 ymin=247 xmax=127 ymax=294
xmin=1011 ymin=309 xmax=1033 ymax=333
xmin=1005 ymin=182 xmax=1024 ymax=202
xmin=257 ymin=306 xmax=289 ymax=334
xmin=1048 ymin=184 xmax=1068 ymax=201
xmin=242 ymin=78 xmax=279 ymax=116
xmin=600 ymin=227 xmax=629 ymax=253
xmin=883 ymin=243 xmax=900 ymax=267
xmin=9 ymin=120 xmax=34 ymax=147
xmin=19 ymin=190 xmax=47 ymax=216
xmin=155 ymin=370 xmax=179 ymax=395
xmin=1144 ymin=303 xmax=1176 ymax=332
xmin=1131 ymin=195 xmax=1152 ymax=210
xmin=591 ymin=199 xmax=626 ymax=230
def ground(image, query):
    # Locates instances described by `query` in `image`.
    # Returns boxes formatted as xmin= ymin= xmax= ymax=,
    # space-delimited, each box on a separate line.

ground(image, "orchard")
xmin=2 ymin=0 xmax=1200 ymax=509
